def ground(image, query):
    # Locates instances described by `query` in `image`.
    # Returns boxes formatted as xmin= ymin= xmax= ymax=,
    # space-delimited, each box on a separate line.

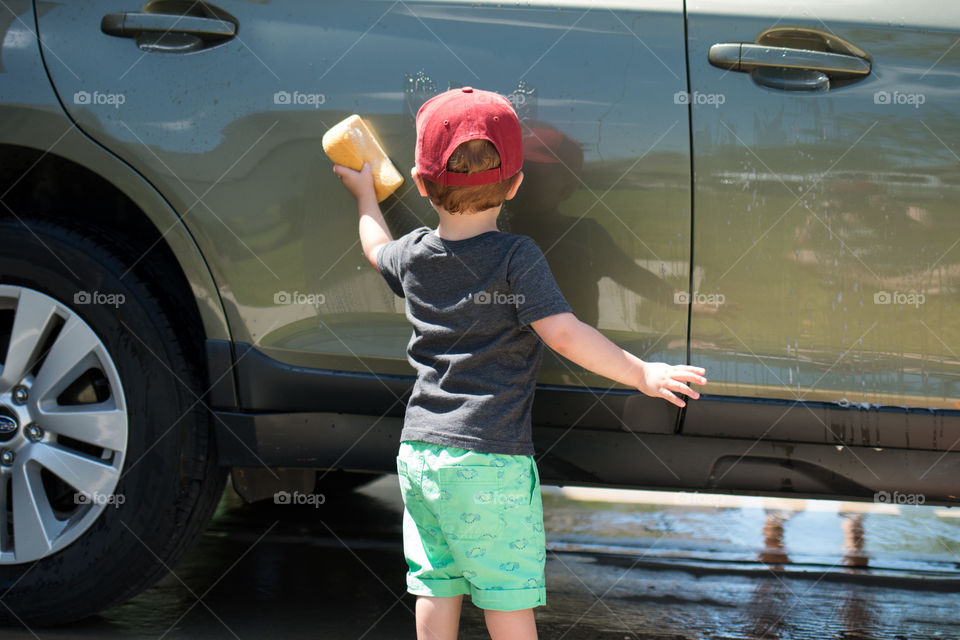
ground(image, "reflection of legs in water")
xmin=841 ymin=589 xmax=877 ymax=640
xmin=747 ymin=510 xmax=792 ymax=638
xmin=840 ymin=512 xmax=868 ymax=568
xmin=759 ymin=509 xmax=792 ymax=568
xmin=744 ymin=567 xmax=791 ymax=639
xmin=839 ymin=514 xmax=874 ymax=636
xmin=747 ymin=510 xmax=874 ymax=639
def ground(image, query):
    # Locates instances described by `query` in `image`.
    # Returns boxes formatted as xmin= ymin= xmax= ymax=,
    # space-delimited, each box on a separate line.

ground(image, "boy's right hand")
xmin=333 ymin=162 xmax=376 ymax=204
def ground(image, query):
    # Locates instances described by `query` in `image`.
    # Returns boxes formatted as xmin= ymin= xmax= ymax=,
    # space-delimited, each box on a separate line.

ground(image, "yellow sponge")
xmin=322 ymin=115 xmax=404 ymax=202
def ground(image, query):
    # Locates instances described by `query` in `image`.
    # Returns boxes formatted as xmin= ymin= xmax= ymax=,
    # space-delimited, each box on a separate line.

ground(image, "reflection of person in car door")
xmin=505 ymin=122 xmax=689 ymax=329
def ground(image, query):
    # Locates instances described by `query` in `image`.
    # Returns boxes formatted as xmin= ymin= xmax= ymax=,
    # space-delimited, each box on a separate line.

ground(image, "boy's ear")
xmin=504 ymin=171 xmax=524 ymax=200
xmin=411 ymin=167 xmax=430 ymax=197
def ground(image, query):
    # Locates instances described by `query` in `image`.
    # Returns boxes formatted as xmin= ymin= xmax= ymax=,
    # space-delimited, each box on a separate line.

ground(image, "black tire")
xmin=0 ymin=217 xmax=227 ymax=626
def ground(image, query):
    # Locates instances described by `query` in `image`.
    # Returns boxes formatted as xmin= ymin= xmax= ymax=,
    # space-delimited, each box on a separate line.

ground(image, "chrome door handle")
xmin=709 ymin=43 xmax=871 ymax=76
xmin=102 ymin=12 xmax=236 ymax=38
xmin=101 ymin=12 xmax=236 ymax=52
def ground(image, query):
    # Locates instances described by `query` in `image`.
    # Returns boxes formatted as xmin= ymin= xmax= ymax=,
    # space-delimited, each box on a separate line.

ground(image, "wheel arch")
xmin=0 ymin=145 xmax=229 ymax=336
xmin=0 ymin=112 xmax=236 ymax=407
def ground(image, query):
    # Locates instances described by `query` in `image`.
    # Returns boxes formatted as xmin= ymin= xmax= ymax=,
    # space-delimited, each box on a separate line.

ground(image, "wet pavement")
xmin=6 ymin=476 xmax=960 ymax=639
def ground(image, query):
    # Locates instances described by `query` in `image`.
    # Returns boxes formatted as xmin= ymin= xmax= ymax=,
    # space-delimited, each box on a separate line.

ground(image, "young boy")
xmin=333 ymin=87 xmax=707 ymax=640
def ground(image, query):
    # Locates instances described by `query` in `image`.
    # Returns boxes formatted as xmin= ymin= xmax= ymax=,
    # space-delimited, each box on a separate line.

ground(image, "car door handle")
xmin=102 ymin=12 xmax=236 ymax=38
xmin=101 ymin=12 xmax=236 ymax=52
xmin=709 ymin=43 xmax=871 ymax=76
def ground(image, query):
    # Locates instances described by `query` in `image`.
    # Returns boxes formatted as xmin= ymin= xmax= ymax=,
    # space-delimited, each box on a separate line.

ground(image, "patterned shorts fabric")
xmin=396 ymin=440 xmax=547 ymax=611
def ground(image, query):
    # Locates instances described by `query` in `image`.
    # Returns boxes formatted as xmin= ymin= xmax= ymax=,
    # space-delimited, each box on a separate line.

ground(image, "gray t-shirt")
xmin=377 ymin=226 xmax=573 ymax=455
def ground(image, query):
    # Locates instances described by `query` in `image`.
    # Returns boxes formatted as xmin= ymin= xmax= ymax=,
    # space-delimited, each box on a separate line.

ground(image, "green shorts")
xmin=396 ymin=440 xmax=546 ymax=611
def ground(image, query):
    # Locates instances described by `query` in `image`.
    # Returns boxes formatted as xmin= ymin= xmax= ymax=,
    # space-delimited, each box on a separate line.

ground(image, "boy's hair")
xmin=422 ymin=139 xmax=516 ymax=214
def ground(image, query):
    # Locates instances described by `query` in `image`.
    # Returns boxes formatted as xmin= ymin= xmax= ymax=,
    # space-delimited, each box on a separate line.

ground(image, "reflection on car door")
xmin=683 ymin=2 xmax=960 ymax=449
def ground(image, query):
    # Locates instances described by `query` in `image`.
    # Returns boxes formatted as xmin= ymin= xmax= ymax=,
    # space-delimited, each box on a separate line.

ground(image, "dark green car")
xmin=0 ymin=0 xmax=957 ymax=625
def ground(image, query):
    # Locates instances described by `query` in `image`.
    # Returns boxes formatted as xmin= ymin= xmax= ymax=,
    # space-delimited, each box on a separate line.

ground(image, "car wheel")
xmin=0 ymin=217 xmax=227 ymax=626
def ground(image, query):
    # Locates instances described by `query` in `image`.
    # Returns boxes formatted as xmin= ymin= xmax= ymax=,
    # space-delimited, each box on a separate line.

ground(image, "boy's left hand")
xmin=636 ymin=362 xmax=706 ymax=408
xmin=333 ymin=162 xmax=376 ymax=203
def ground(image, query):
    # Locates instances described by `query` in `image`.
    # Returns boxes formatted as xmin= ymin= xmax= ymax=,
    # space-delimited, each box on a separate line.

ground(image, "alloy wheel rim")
xmin=0 ymin=285 xmax=128 ymax=564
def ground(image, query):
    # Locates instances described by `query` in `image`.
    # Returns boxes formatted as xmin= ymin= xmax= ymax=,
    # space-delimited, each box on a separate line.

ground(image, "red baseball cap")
xmin=415 ymin=87 xmax=523 ymax=187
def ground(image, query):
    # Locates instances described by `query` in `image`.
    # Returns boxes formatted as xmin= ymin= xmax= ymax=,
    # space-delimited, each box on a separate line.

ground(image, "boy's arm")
xmin=333 ymin=163 xmax=392 ymax=271
xmin=531 ymin=312 xmax=706 ymax=408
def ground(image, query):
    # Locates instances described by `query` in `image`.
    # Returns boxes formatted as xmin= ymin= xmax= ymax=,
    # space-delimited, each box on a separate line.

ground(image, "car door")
xmin=682 ymin=2 xmax=960 ymax=449
xmin=37 ymin=1 xmax=692 ymax=434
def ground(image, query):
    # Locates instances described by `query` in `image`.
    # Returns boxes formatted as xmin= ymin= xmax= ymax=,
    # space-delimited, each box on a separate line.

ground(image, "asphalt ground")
xmin=5 ymin=476 xmax=959 ymax=639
